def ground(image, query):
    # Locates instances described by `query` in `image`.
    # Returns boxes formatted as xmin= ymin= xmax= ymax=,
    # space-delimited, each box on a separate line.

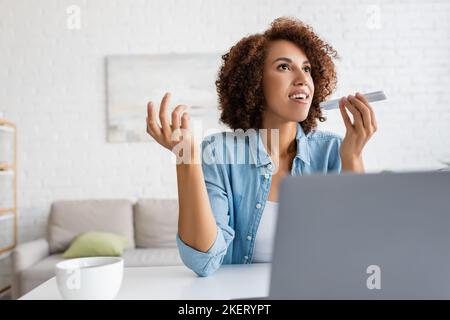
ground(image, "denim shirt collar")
xmin=249 ymin=122 xmax=311 ymax=167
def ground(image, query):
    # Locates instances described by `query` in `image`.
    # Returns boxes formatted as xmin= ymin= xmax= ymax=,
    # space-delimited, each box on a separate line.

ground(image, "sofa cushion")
xmin=62 ymin=231 xmax=129 ymax=258
xmin=134 ymin=198 xmax=178 ymax=248
xmin=48 ymin=199 xmax=135 ymax=254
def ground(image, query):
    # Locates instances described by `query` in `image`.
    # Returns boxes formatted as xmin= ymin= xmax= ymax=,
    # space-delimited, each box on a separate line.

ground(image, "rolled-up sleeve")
xmin=176 ymin=137 xmax=235 ymax=277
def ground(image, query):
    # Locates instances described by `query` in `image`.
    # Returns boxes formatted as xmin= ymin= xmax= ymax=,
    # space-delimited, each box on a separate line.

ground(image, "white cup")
xmin=55 ymin=257 xmax=124 ymax=300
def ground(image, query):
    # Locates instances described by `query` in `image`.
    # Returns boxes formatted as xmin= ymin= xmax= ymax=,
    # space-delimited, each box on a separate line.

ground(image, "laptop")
xmin=260 ymin=170 xmax=450 ymax=299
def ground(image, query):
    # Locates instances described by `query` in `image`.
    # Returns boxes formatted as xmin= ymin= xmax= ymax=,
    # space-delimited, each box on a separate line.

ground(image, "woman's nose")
xmin=293 ymin=71 xmax=308 ymax=85
xmin=294 ymin=79 xmax=307 ymax=86
xmin=294 ymin=77 xmax=308 ymax=86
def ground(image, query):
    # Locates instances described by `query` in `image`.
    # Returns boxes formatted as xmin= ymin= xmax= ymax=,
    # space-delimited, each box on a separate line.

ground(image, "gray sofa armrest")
xmin=12 ymin=238 xmax=50 ymax=273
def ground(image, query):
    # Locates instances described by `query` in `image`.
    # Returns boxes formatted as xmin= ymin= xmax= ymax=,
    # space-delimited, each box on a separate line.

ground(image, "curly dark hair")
xmin=215 ymin=17 xmax=338 ymax=134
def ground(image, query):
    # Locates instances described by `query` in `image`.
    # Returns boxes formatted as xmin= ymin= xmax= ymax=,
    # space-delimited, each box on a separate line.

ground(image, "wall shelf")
xmin=0 ymin=119 xmax=17 ymax=257
xmin=0 ymin=119 xmax=16 ymax=296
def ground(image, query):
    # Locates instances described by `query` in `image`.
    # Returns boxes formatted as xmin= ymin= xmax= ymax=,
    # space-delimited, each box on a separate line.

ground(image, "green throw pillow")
xmin=63 ymin=231 xmax=128 ymax=259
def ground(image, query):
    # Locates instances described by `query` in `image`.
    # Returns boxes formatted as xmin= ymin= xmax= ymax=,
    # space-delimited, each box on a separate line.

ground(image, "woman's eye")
xmin=278 ymin=64 xmax=311 ymax=73
xmin=278 ymin=64 xmax=290 ymax=71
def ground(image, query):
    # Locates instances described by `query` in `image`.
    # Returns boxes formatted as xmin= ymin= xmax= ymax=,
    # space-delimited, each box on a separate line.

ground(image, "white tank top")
xmin=252 ymin=200 xmax=279 ymax=263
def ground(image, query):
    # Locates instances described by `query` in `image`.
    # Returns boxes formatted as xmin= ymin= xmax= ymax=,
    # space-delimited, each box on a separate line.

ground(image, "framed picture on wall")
xmin=106 ymin=53 xmax=227 ymax=143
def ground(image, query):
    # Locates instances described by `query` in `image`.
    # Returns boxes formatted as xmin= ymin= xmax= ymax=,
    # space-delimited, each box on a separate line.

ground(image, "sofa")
xmin=11 ymin=198 xmax=183 ymax=299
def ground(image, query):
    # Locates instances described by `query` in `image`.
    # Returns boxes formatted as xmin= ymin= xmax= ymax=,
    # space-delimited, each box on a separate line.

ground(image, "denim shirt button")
xmin=267 ymin=163 xmax=273 ymax=170
xmin=244 ymin=256 xmax=249 ymax=260
xmin=247 ymin=235 xmax=252 ymax=241
xmin=264 ymin=173 xmax=270 ymax=179
xmin=255 ymin=203 xmax=262 ymax=209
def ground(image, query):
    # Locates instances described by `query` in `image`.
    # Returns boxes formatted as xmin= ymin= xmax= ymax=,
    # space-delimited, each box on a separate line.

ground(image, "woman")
xmin=146 ymin=17 xmax=377 ymax=276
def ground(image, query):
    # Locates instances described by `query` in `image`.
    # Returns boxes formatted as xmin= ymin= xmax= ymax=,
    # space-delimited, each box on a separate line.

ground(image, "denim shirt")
xmin=176 ymin=123 xmax=343 ymax=276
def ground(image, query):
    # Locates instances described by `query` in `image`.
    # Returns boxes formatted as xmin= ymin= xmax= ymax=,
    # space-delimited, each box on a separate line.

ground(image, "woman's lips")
xmin=289 ymin=98 xmax=310 ymax=105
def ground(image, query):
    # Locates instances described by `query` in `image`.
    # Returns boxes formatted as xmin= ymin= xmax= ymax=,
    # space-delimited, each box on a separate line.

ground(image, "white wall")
xmin=0 ymin=0 xmax=449 ymax=243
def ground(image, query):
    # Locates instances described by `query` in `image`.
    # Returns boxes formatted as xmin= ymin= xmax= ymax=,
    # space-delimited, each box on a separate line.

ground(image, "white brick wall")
xmin=0 ymin=0 xmax=449 ymax=243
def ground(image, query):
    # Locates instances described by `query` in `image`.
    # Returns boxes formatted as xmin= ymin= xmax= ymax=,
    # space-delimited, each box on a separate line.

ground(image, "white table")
xmin=20 ymin=263 xmax=271 ymax=300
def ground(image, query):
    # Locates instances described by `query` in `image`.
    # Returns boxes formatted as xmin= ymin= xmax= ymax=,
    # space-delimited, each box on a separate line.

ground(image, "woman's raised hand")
xmin=146 ymin=92 xmax=198 ymax=163
xmin=338 ymin=92 xmax=378 ymax=172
